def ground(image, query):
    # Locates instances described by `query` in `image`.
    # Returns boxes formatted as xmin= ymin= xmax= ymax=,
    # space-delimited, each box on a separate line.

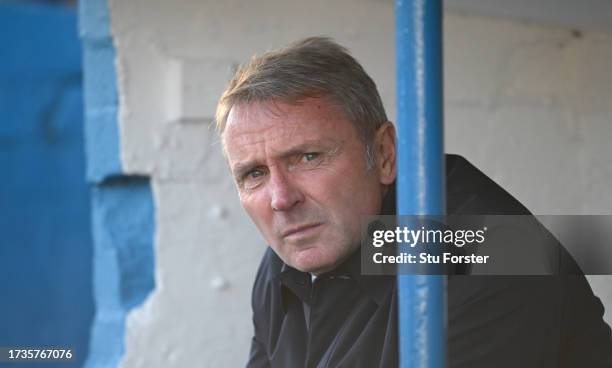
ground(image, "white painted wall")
xmin=106 ymin=1 xmax=612 ymax=366
xmin=443 ymin=12 xmax=612 ymax=329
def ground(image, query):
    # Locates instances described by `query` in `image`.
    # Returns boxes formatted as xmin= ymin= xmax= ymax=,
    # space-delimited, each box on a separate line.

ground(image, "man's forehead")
xmin=225 ymin=99 xmax=286 ymax=128
xmin=225 ymin=98 xmax=336 ymax=128
xmin=222 ymin=98 xmax=350 ymax=150
xmin=225 ymin=102 xmax=305 ymax=137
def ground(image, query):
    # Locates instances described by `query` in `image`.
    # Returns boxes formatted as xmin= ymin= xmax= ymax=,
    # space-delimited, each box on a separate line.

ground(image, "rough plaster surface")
xmin=106 ymin=1 xmax=612 ymax=366
xmin=445 ymin=15 xmax=612 ymax=215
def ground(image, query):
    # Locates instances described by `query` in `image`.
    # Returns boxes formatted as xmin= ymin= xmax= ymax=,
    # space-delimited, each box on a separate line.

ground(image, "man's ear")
xmin=373 ymin=122 xmax=397 ymax=185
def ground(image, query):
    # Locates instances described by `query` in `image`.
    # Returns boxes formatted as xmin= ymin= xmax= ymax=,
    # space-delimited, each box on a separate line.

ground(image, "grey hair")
xmin=215 ymin=36 xmax=387 ymax=169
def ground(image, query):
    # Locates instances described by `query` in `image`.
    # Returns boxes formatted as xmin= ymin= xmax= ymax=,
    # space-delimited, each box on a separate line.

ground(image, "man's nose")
xmin=268 ymin=170 xmax=303 ymax=211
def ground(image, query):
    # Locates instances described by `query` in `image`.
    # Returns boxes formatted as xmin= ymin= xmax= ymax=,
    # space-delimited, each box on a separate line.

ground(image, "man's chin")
xmin=289 ymin=247 xmax=337 ymax=275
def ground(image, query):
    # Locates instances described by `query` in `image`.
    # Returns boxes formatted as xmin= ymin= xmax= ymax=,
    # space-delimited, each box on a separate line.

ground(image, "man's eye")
xmin=246 ymin=169 xmax=265 ymax=179
xmin=237 ymin=169 xmax=266 ymax=189
xmin=302 ymin=152 xmax=320 ymax=162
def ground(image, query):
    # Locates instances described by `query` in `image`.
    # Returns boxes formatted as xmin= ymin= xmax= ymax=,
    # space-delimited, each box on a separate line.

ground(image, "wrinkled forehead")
xmin=222 ymin=101 xmax=297 ymax=154
xmin=221 ymin=98 xmax=356 ymax=154
xmin=224 ymin=99 xmax=291 ymax=133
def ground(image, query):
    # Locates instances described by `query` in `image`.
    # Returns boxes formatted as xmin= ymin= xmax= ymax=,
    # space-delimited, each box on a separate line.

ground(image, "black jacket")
xmin=246 ymin=154 xmax=612 ymax=368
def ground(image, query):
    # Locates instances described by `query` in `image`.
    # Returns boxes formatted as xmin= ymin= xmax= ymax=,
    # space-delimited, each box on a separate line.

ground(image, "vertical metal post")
xmin=396 ymin=0 xmax=446 ymax=367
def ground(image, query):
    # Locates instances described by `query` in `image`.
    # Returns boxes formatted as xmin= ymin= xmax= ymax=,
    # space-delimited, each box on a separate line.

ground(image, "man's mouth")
xmin=282 ymin=223 xmax=324 ymax=239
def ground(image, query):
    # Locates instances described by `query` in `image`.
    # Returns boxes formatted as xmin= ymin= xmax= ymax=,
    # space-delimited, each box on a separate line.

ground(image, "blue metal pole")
xmin=396 ymin=0 xmax=446 ymax=367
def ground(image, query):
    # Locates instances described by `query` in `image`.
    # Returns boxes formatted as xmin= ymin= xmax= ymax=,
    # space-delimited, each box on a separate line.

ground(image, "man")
xmin=216 ymin=37 xmax=612 ymax=367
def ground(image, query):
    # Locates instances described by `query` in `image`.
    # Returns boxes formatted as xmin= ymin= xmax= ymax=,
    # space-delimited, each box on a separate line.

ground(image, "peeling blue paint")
xmin=78 ymin=0 xmax=111 ymax=41
xmin=94 ymin=177 xmax=156 ymax=311
xmin=86 ymin=177 xmax=155 ymax=368
xmin=79 ymin=0 xmax=121 ymax=182
xmin=84 ymin=104 xmax=122 ymax=183
xmin=78 ymin=0 xmax=156 ymax=367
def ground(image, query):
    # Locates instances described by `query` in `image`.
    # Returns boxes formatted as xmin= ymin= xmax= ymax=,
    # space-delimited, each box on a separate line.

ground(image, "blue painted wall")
xmin=78 ymin=0 xmax=156 ymax=366
xmin=86 ymin=177 xmax=155 ymax=367
xmin=0 ymin=3 xmax=93 ymax=367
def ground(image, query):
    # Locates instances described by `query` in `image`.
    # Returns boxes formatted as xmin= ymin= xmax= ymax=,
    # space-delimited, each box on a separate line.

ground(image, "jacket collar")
xmin=278 ymin=251 xmax=394 ymax=312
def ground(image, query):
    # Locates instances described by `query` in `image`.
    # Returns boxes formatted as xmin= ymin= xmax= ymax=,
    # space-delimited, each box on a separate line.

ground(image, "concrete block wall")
xmin=79 ymin=0 xmax=121 ymax=181
xmin=92 ymin=1 xmax=611 ymax=366
xmin=79 ymin=0 xmax=155 ymax=367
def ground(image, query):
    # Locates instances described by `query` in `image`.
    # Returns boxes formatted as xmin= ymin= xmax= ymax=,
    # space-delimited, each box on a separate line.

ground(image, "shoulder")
xmin=251 ymin=247 xmax=283 ymax=312
xmin=445 ymin=154 xmax=530 ymax=215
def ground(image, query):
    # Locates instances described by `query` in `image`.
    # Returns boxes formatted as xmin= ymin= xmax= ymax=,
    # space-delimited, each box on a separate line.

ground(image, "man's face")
xmin=222 ymin=97 xmax=395 ymax=274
